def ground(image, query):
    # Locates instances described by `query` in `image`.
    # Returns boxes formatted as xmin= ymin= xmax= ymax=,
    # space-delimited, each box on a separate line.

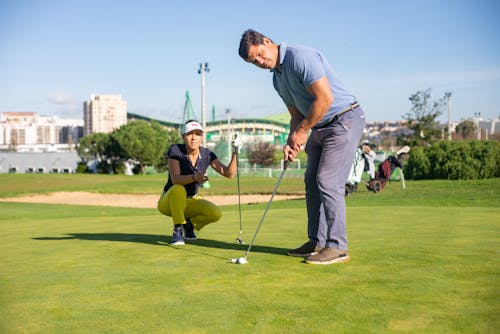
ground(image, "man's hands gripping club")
xmin=284 ymin=129 xmax=308 ymax=162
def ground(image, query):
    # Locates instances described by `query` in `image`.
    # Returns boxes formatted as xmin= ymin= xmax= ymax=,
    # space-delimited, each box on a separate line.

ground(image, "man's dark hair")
xmin=238 ymin=29 xmax=272 ymax=60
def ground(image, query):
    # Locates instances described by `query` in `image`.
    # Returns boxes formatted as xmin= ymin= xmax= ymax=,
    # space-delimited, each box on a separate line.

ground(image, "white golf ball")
xmin=237 ymin=257 xmax=247 ymax=264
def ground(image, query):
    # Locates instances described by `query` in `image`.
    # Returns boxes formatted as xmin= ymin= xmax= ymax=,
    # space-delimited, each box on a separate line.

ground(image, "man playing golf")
xmin=239 ymin=29 xmax=365 ymax=264
xmin=157 ymin=120 xmax=242 ymax=245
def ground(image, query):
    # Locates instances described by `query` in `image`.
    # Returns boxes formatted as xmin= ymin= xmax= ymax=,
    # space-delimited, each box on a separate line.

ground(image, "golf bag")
xmin=346 ymin=145 xmax=410 ymax=195
xmin=366 ymin=155 xmax=402 ymax=193
xmin=345 ymin=142 xmax=376 ymax=196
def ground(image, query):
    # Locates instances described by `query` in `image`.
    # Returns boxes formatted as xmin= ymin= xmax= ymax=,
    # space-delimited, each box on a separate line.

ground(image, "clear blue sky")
xmin=1 ymin=0 xmax=499 ymax=123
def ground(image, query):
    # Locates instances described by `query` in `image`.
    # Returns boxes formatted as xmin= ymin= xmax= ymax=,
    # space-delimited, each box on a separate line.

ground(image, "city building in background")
xmin=83 ymin=94 xmax=127 ymax=135
xmin=474 ymin=114 xmax=500 ymax=140
xmin=0 ymin=112 xmax=83 ymax=152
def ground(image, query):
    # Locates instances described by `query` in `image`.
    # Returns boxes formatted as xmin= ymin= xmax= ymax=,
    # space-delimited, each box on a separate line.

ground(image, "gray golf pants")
xmin=304 ymin=106 xmax=365 ymax=251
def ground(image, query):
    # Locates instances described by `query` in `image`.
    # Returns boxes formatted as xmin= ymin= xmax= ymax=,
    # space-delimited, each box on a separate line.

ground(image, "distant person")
xmin=157 ymin=120 xmax=242 ymax=245
xmin=361 ymin=141 xmax=376 ymax=180
xmin=239 ymin=29 xmax=365 ymax=265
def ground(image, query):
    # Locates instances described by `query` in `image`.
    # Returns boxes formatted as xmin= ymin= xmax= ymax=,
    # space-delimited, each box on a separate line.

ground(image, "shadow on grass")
xmin=33 ymin=233 xmax=289 ymax=256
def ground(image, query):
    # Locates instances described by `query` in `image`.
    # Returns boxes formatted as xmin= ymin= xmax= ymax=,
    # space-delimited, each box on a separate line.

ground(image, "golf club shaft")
xmin=244 ymin=160 xmax=289 ymax=258
xmin=236 ymin=152 xmax=242 ymax=234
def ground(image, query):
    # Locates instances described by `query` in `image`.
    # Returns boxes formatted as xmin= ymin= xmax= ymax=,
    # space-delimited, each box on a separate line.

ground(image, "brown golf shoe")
xmin=305 ymin=247 xmax=350 ymax=265
xmin=287 ymin=242 xmax=324 ymax=257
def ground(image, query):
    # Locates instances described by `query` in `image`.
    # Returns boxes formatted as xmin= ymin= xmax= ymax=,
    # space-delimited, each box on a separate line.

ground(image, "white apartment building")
xmin=83 ymin=94 xmax=127 ymax=135
xmin=0 ymin=112 xmax=83 ymax=152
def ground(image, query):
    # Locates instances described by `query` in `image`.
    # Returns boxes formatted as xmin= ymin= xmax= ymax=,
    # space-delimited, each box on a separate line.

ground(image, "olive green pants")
xmin=157 ymin=184 xmax=222 ymax=231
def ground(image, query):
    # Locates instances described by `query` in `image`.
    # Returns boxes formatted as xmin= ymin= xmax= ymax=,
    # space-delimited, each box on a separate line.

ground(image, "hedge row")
xmin=404 ymin=140 xmax=500 ymax=180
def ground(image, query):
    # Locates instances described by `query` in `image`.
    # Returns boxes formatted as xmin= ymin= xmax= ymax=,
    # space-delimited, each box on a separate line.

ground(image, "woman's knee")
xmin=211 ymin=207 xmax=222 ymax=222
xmin=203 ymin=206 xmax=222 ymax=223
xmin=157 ymin=195 xmax=170 ymax=215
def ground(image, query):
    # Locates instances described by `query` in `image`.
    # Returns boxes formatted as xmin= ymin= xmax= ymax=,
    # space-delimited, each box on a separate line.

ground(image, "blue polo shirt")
xmin=272 ymin=43 xmax=357 ymax=127
xmin=163 ymin=144 xmax=217 ymax=197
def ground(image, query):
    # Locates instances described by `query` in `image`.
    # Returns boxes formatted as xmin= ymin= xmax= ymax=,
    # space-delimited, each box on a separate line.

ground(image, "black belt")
xmin=314 ymin=102 xmax=359 ymax=129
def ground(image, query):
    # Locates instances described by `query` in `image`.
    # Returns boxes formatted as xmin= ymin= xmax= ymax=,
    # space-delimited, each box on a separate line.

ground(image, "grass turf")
xmin=0 ymin=176 xmax=499 ymax=333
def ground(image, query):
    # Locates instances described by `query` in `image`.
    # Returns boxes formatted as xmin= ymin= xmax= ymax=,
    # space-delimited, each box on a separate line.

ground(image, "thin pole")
xmin=226 ymin=109 xmax=231 ymax=161
xmin=446 ymin=92 xmax=452 ymax=141
xmin=200 ymin=63 xmax=206 ymax=146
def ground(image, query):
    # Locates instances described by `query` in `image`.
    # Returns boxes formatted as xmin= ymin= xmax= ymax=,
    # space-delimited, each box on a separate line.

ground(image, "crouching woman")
xmin=157 ymin=119 xmax=242 ymax=245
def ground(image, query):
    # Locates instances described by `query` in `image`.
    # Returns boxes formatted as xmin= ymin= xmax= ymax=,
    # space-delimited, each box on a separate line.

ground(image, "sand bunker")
xmin=0 ymin=192 xmax=304 ymax=208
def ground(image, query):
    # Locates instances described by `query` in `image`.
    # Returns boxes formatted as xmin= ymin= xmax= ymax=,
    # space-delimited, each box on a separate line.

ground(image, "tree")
xmin=112 ymin=120 xmax=180 ymax=174
xmin=455 ymin=120 xmax=477 ymax=140
xmin=246 ymin=141 xmax=276 ymax=167
xmin=400 ymin=89 xmax=450 ymax=147
xmin=77 ymin=132 xmax=111 ymax=161
xmin=156 ymin=129 xmax=182 ymax=173
xmin=76 ymin=132 xmax=122 ymax=173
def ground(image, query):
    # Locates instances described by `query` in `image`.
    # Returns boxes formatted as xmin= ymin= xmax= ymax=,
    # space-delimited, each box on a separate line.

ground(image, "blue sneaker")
xmin=183 ymin=219 xmax=197 ymax=240
xmin=170 ymin=226 xmax=185 ymax=245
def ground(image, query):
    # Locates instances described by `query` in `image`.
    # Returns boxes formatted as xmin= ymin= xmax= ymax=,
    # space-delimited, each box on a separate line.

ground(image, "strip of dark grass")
xmin=0 ymin=202 xmax=157 ymax=221
xmin=343 ymin=178 xmax=500 ymax=207
xmin=0 ymin=174 xmax=168 ymax=197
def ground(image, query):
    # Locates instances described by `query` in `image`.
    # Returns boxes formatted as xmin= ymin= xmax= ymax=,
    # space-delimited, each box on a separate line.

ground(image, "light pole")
xmin=445 ymin=92 xmax=452 ymax=141
xmin=198 ymin=62 xmax=209 ymax=146
xmin=474 ymin=112 xmax=481 ymax=140
xmin=226 ymin=108 xmax=232 ymax=160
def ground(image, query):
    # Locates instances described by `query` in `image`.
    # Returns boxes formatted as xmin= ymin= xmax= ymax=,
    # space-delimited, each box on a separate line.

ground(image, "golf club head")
xmin=229 ymin=257 xmax=248 ymax=265
xmin=235 ymin=237 xmax=245 ymax=245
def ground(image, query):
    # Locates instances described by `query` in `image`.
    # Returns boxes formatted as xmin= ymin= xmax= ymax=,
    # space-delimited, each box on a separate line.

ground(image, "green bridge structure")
xmin=127 ymin=113 xmax=290 ymax=146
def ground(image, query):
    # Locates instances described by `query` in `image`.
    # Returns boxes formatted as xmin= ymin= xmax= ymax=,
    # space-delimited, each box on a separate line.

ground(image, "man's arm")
xmin=284 ymin=106 xmax=303 ymax=162
xmin=285 ymin=76 xmax=333 ymax=160
xmin=288 ymin=106 xmax=304 ymax=133
xmin=296 ymin=76 xmax=333 ymax=135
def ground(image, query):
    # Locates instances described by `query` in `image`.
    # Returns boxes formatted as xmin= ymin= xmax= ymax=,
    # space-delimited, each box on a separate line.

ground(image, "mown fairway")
xmin=0 ymin=175 xmax=498 ymax=333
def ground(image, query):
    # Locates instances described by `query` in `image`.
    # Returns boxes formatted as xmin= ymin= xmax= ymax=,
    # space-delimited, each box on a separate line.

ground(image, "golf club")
xmin=230 ymin=160 xmax=289 ymax=264
xmin=400 ymin=168 xmax=406 ymax=189
xmin=235 ymin=146 xmax=244 ymax=245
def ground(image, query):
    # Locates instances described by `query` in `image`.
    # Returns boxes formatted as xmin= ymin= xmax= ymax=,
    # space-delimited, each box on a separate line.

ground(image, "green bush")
xmin=405 ymin=140 xmax=500 ymax=180
xmin=75 ymin=162 xmax=88 ymax=174
xmin=113 ymin=161 xmax=126 ymax=174
xmin=404 ymin=146 xmax=430 ymax=180
xmin=97 ymin=161 xmax=112 ymax=174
